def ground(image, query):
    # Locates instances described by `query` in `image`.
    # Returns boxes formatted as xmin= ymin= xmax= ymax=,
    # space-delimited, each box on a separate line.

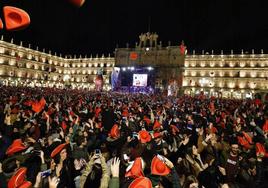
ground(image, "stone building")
xmin=183 ymin=50 xmax=268 ymax=99
xmin=1 ymin=34 xmax=267 ymax=99
xmin=0 ymin=37 xmax=114 ymax=90
xmin=114 ymin=33 xmax=185 ymax=92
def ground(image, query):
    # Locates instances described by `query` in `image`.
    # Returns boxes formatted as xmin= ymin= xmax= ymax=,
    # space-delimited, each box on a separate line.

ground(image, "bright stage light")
xmin=147 ymin=67 xmax=153 ymax=71
xmin=130 ymin=67 xmax=135 ymax=71
xmin=122 ymin=67 xmax=126 ymax=71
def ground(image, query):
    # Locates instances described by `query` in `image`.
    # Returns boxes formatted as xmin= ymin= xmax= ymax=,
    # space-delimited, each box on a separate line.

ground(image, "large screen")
xmin=133 ymin=74 xmax=148 ymax=87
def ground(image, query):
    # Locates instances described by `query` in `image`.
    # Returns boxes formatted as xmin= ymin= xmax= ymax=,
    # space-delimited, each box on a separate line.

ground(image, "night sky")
xmin=0 ymin=0 xmax=267 ymax=56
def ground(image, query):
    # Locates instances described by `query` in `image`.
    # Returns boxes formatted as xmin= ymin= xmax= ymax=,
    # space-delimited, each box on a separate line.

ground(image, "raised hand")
xmin=111 ymin=157 xmax=120 ymax=177
xmin=218 ymin=166 xmax=226 ymax=176
xmin=48 ymin=176 xmax=59 ymax=188
xmin=163 ymin=156 xmax=174 ymax=169
xmin=34 ymin=172 xmax=42 ymax=188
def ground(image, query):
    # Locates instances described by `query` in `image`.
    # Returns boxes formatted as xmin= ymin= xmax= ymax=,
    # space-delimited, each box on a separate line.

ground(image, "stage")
xmin=111 ymin=66 xmax=156 ymax=93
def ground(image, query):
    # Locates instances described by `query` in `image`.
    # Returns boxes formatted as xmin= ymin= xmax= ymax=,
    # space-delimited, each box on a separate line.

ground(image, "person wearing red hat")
xmin=7 ymin=167 xmax=32 ymax=188
xmin=128 ymin=177 xmax=153 ymax=188
xmin=6 ymin=139 xmax=27 ymax=156
xmin=153 ymin=121 xmax=161 ymax=131
xmin=256 ymin=142 xmax=267 ymax=158
xmin=170 ymin=125 xmax=180 ymax=135
xmin=107 ymin=124 xmax=120 ymax=142
xmin=143 ymin=116 xmax=151 ymax=125
xmin=125 ymin=157 xmax=145 ymax=179
xmin=122 ymin=109 xmax=129 ymax=118
xmin=17 ymin=181 xmax=32 ymax=188
xmin=151 ymin=155 xmax=170 ymax=176
xmin=151 ymin=131 xmax=168 ymax=156
xmin=50 ymin=143 xmax=76 ymax=188
xmin=138 ymin=130 xmax=151 ymax=144
xmin=152 ymin=132 xmax=162 ymax=140
xmin=150 ymin=155 xmax=181 ymax=188
xmin=262 ymin=119 xmax=268 ymax=133
xmin=237 ymin=136 xmax=251 ymax=150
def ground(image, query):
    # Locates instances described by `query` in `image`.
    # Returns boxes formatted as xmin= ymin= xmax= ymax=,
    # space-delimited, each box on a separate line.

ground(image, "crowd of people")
xmin=0 ymin=85 xmax=267 ymax=188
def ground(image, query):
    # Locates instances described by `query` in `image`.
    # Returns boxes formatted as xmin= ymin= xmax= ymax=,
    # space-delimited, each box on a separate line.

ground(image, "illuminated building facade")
xmin=1 ymin=34 xmax=268 ymax=99
xmin=114 ymin=33 xmax=185 ymax=93
xmin=0 ymin=37 xmax=114 ymax=90
xmin=183 ymin=50 xmax=268 ymax=98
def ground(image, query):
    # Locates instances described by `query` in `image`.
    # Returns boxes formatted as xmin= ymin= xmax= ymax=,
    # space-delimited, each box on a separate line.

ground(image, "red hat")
xmin=237 ymin=136 xmax=251 ymax=149
xmin=95 ymin=107 xmax=101 ymax=117
xmin=220 ymin=122 xmax=226 ymax=129
xmin=170 ymin=125 xmax=179 ymax=135
xmin=23 ymin=100 xmax=33 ymax=107
xmin=109 ymin=124 xmax=120 ymax=139
xmin=8 ymin=167 xmax=27 ymax=188
xmin=122 ymin=109 xmax=129 ymax=117
xmin=138 ymin=130 xmax=151 ymax=144
xmin=151 ymin=155 xmax=170 ymax=176
xmin=11 ymin=107 xmax=19 ymax=114
xmin=242 ymin=131 xmax=252 ymax=144
xmin=51 ymin=143 xmax=66 ymax=158
xmin=153 ymin=132 xmax=162 ymax=139
xmin=255 ymin=98 xmax=262 ymax=106
xmin=47 ymin=107 xmax=55 ymax=115
xmin=125 ymin=157 xmax=144 ymax=178
xmin=18 ymin=181 xmax=32 ymax=188
xmin=206 ymin=126 xmax=218 ymax=134
xmin=211 ymin=126 xmax=218 ymax=133
xmin=6 ymin=139 xmax=27 ymax=156
xmin=61 ymin=121 xmax=67 ymax=131
xmin=263 ymin=120 xmax=268 ymax=132
xmin=153 ymin=121 xmax=161 ymax=130
xmin=256 ymin=143 xmax=266 ymax=156
xmin=143 ymin=116 xmax=151 ymax=125
xmin=3 ymin=6 xmax=30 ymax=31
xmin=128 ymin=177 xmax=152 ymax=188
xmin=69 ymin=111 xmax=75 ymax=117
